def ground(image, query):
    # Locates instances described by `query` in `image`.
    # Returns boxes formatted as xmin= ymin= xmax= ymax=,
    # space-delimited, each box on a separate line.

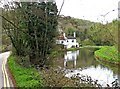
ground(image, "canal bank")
xmin=66 ymin=46 xmax=103 ymax=51
xmin=94 ymin=46 xmax=119 ymax=65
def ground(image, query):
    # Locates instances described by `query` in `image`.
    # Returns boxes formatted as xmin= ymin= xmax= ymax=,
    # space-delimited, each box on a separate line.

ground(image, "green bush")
xmin=82 ymin=39 xmax=95 ymax=46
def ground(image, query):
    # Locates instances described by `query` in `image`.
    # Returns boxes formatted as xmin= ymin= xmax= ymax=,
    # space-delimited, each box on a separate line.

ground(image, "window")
xmin=76 ymin=45 xmax=78 ymax=47
xmin=72 ymin=45 xmax=75 ymax=48
xmin=72 ymin=40 xmax=74 ymax=42
xmin=61 ymin=41 xmax=64 ymax=43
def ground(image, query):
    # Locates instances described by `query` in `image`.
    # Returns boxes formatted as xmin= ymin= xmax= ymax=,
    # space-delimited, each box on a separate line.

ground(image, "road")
xmin=0 ymin=51 xmax=13 ymax=88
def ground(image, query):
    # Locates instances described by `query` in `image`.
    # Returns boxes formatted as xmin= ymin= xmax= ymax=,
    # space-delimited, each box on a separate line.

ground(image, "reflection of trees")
xmin=96 ymin=59 xmax=119 ymax=75
xmin=63 ymin=49 xmax=100 ymax=69
xmin=77 ymin=48 xmax=99 ymax=68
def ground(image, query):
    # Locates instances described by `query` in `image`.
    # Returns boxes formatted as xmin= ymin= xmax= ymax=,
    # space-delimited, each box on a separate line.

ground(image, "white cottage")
xmin=56 ymin=32 xmax=79 ymax=49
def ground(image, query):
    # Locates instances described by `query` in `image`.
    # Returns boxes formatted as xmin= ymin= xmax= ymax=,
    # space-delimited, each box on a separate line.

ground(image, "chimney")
xmin=74 ymin=32 xmax=76 ymax=37
xmin=63 ymin=33 xmax=66 ymax=38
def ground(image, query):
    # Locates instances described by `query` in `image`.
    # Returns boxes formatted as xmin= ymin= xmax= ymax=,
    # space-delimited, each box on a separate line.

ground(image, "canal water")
xmin=51 ymin=48 xmax=120 ymax=87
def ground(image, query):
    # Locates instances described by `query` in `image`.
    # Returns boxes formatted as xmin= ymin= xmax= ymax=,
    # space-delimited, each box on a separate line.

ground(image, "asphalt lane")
xmin=0 ymin=51 xmax=11 ymax=88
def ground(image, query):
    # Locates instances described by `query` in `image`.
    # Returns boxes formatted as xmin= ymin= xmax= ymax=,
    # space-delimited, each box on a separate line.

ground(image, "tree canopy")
xmin=2 ymin=1 xmax=58 ymax=66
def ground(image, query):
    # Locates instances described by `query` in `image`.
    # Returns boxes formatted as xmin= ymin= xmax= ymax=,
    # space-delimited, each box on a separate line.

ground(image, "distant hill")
xmin=57 ymin=15 xmax=95 ymax=33
xmin=57 ymin=15 xmax=98 ymax=45
xmin=57 ymin=15 xmax=118 ymax=46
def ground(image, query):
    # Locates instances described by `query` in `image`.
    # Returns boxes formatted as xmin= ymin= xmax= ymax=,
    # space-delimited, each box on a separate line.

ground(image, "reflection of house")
xmin=64 ymin=50 xmax=79 ymax=67
xmin=56 ymin=32 xmax=79 ymax=49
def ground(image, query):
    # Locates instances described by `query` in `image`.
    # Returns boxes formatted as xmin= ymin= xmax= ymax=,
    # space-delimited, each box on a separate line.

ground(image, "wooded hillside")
xmin=57 ymin=15 xmax=119 ymax=46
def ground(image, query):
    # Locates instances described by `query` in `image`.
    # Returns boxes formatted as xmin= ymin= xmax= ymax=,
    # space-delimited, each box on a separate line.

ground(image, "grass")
xmin=95 ymin=46 xmax=120 ymax=64
xmin=66 ymin=46 xmax=103 ymax=51
xmin=80 ymin=45 xmax=103 ymax=49
xmin=66 ymin=48 xmax=80 ymax=51
xmin=8 ymin=55 xmax=43 ymax=88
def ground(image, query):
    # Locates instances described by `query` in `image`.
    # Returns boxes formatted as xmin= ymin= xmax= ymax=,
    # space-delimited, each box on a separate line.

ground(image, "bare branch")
xmin=57 ymin=0 xmax=65 ymax=17
xmin=1 ymin=15 xmax=19 ymax=29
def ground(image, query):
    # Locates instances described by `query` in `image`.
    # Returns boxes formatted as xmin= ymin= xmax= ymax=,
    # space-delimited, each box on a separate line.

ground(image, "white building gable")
xmin=56 ymin=32 xmax=79 ymax=49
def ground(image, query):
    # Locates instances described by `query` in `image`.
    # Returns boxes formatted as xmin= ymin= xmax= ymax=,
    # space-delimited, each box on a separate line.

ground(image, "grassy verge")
xmin=66 ymin=48 xmax=80 ymax=51
xmin=80 ymin=46 xmax=103 ymax=49
xmin=95 ymin=46 xmax=120 ymax=64
xmin=8 ymin=55 xmax=43 ymax=88
xmin=66 ymin=46 xmax=103 ymax=51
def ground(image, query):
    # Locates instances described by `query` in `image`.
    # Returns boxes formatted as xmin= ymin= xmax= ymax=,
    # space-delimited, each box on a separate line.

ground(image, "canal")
xmin=45 ymin=48 xmax=120 ymax=87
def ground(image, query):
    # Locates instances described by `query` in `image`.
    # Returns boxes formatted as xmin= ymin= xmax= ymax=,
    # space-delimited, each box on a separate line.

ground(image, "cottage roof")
xmin=67 ymin=36 xmax=76 ymax=39
xmin=57 ymin=36 xmax=65 ymax=40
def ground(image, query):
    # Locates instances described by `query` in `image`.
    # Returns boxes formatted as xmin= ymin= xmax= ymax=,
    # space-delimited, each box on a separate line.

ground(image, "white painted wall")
xmin=56 ymin=40 xmax=65 ymax=44
xmin=56 ymin=39 xmax=79 ymax=48
xmin=56 ymin=32 xmax=79 ymax=48
xmin=65 ymin=39 xmax=77 ymax=48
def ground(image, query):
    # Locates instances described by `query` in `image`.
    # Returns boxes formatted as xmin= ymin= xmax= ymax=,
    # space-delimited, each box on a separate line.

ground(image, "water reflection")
xmin=65 ymin=65 xmax=119 ymax=87
xmin=62 ymin=49 xmax=119 ymax=87
xmin=64 ymin=50 xmax=79 ymax=68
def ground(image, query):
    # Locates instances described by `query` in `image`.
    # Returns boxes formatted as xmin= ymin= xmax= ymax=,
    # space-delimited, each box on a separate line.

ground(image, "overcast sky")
xmin=56 ymin=0 xmax=120 ymax=23
xmin=0 ymin=0 xmax=119 ymax=23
